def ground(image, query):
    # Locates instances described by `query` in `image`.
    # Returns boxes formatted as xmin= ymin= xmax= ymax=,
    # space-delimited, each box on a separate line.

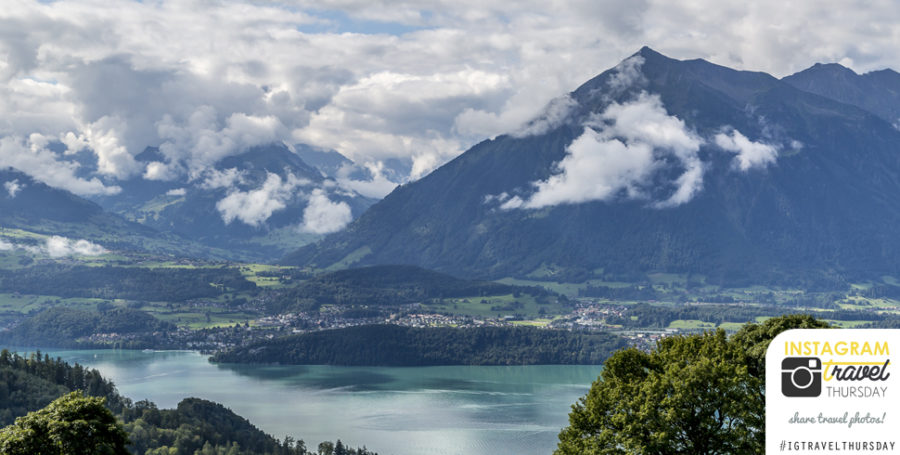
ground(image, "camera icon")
xmin=782 ymin=357 xmax=822 ymax=397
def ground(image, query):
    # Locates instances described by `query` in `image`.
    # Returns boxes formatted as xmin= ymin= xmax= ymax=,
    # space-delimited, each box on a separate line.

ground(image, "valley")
xmin=1 ymin=236 xmax=898 ymax=359
xmin=3 ymin=37 xmax=900 ymax=454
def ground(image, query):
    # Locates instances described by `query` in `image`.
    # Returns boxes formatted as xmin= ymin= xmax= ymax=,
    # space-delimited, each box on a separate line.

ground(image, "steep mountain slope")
xmin=294 ymin=144 xmax=356 ymax=178
xmin=783 ymin=63 xmax=900 ymax=126
xmin=0 ymin=168 xmax=223 ymax=259
xmin=284 ymin=47 xmax=900 ymax=286
xmin=105 ymin=144 xmax=377 ymax=261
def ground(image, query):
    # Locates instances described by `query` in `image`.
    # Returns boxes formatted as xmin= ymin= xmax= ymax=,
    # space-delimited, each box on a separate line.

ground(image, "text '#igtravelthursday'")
xmin=778 ymin=440 xmax=896 ymax=452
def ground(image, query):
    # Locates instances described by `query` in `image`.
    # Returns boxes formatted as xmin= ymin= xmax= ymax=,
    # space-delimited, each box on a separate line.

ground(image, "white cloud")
xmin=4 ymin=179 xmax=23 ymax=197
xmin=507 ymin=92 xmax=703 ymax=209
xmin=157 ymin=108 xmax=286 ymax=180
xmin=714 ymin=129 xmax=779 ymax=171
xmin=606 ymin=55 xmax=646 ymax=93
xmin=510 ymin=95 xmax=578 ymax=138
xmin=294 ymin=69 xmax=507 ymax=174
xmin=0 ymin=136 xmax=119 ymax=196
xmin=143 ymin=161 xmax=179 ymax=181
xmin=301 ymin=188 xmax=353 ymax=234
xmin=0 ymin=0 xmax=898 ymax=190
xmin=0 ymin=235 xmax=107 ymax=257
xmin=78 ymin=115 xmax=141 ymax=177
xmin=165 ymin=188 xmax=186 ymax=196
xmin=215 ymin=172 xmax=302 ymax=226
xmin=44 ymin=236 xmax=108 ymax=258
xmin=520 ymin=128 xmax=657 ymax=208
xmin=335 ymin=162 xmax=398 ymax=198
xmin=199 ymin=168 xmax=246 ymax=190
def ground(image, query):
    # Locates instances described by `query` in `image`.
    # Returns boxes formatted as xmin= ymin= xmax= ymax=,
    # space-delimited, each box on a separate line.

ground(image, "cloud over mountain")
xmin=3 ymin=179 xmax=22 ymax=198
xmin=0 ymin=136 xmax=119 ymax=196
xmin=301 ymin=189 xmax=353 ymax=234
xmin=714 ymin=129 xmax=779 ymax=171
xmin=0 ymin=235 xmax=108 ymax=258
xmin=215 ymin=172 xmax=310 ymax=227
xmin=500 ymin=92 xmax=704 ymax=209
xmin=1 ymin=0 xmax=896 ymax=196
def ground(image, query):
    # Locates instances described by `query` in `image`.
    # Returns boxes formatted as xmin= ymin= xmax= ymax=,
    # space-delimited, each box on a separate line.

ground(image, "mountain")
xmin=284 ymin=47 xmax=900 ymax=286
xmin=783 ymin=63 xmax=900 ymax=126
xmin=294 ymin=144 xmax=355 ymax=178
xmin=104 ymin=143 xmax=378 ymax=261
xmin=0 ymin=168 xmax=224 ymax=259
xmin=1 ymin=168 xmax=104 ymax=223
xmin=294 ymin=143 xmax=410 ymax=195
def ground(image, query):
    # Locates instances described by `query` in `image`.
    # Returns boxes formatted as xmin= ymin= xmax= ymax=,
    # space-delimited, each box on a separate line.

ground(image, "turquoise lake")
xmin=38 ymin=349 xmax=602 ymax=455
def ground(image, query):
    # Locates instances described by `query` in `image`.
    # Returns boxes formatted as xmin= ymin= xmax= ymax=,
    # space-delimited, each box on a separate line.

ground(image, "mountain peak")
xmin=631 ymin=46 xmax=682 ymax=71
xmin=286 ymin=50 xmax=900 ymax=285
xmin=216 ymin=143 xmax=321 ymax=180
xmin=807 ymin=62 xmax=858 ymax=76
xmin=783 ymin=61 xmax=900 ymax=124
xmin=636 ymin=46 xmax=664 ymax=59
xmin=571 ymin=46 xmax=779 ymax=110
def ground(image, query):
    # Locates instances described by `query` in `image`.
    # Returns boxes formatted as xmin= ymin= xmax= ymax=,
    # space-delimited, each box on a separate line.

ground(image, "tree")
xmin=335 ymin=439 xmax=347 ymax=455
xmin=555 ymin=314 xmax=829 ymax=455
xmin=318 ymin=441 xmax=335 ymax=455
xmin=0 ymin=391 xmax=130 ymax=455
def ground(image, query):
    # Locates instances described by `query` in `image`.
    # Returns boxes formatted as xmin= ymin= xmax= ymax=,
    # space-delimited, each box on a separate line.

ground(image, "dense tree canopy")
xmin=267 ymin=265 xmax=549 ymax=313
xmin=0 ymin=265 xmax=256 ymax=301
xmin=0 ymin=391 xmax=130 ymax=455
xmin=0 ymin=307 xmax=176 ymax=348
xmin=212 ymin=325 xmax=626 ymax=366
xmin=556 ymin=314 xmax=830 ymax=454
xmin=0 ymin=350 xmax=376 ymax=455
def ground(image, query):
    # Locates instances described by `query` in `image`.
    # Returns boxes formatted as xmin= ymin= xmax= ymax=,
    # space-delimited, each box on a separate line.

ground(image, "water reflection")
xmin=35 ymin=349 xmax=602 ymax=455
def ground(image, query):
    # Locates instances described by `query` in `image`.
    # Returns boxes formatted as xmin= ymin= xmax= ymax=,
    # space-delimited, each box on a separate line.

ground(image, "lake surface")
xmin=38 ymin=349 xmax=601 ymax=455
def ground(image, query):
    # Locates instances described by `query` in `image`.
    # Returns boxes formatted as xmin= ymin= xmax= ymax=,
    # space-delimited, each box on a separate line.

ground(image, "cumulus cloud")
xmin=77 ymin=115 xmax=141 ymax=177
xmin=143 ymin=161 xmax=179 ymax=181
xmin=0 ymin=239 xmax=13 ymax=251
xmin=165 ymin=188 xmax=186 ymax=196
xmin=506 ymin=92 xmax=703 ymax=209
xmin=294 ymin=69 xmax=509 ymax=176
xmin=215 ymin=172 xmax=305 ymax=226
xmin=157 ymin=108 xmax=286 ymax=180
xmin=714 ymin=129 xmax=779 ymax=171
xmin=198 ymin=168 xmax=246 ymax=190
xmin=0 ymin=0 xmax=899 ymax=192
xmin=335 ymin=162 xmax=398 ymax=198
xmin=301 ymin=188 xmax=353 ymax=234
xmin=4 ymin=179 xmax=23 ymax=197
xmin=510 ymin=129 xmax=655 ymax=208
xmin=0 ymin=136 xmax=119 ymax=196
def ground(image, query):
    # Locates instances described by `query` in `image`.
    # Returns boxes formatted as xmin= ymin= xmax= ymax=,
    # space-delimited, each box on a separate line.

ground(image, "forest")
xmin=0 ymin=265 xmax=257 ymax=301
xmin=212 ymin=324 xmax=627 ymax=366
xmin=0 ymin=349 xmax=375 ymax=455
xmin=0 ymin=307 xmax=176 ymax=348
xmin=266 ymin=264 xmax=551 ymax=313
